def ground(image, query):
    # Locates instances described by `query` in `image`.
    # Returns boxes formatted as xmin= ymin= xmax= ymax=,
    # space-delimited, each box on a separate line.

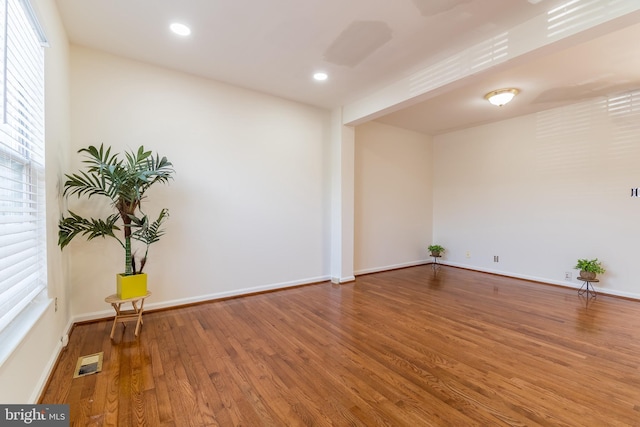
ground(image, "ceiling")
xmin=53 ymin=0 xmax=640 ymax=135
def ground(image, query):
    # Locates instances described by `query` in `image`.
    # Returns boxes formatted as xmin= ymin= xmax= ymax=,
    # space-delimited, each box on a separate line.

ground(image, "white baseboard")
xmin=441 ymin=261 xmax=640 ymax=301
xmin=68 ymin=262 xmax=640 ymax=333
xmin=72 ymin=274 xmax=332 ymax=324
xmin=30 ymin=317 xmax=74 ymax=403
xmin=355 ymin=259 xmax=430 ymax=276
xmin=331 ymin=276 xmax=355 ymax=284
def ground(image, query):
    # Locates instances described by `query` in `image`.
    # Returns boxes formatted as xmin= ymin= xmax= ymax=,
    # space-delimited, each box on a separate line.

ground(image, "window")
xmin=0 ymin=0 xmax=47 ymax=335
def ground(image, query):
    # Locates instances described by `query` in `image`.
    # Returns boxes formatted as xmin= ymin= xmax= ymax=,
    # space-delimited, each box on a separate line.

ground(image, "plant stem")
xmin=121 ymin=205 xmax=133 ymax=275
xmin=125 ymin=237 xmax=132 ymax=275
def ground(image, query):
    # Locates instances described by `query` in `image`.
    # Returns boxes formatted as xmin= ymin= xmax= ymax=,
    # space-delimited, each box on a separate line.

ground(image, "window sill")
xmin=0 ymin=290 xmax=52 ymax=368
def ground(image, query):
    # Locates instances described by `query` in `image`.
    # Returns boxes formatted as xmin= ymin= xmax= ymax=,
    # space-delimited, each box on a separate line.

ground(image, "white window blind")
xmin=0 ymin=0 xmax=46 ymax=333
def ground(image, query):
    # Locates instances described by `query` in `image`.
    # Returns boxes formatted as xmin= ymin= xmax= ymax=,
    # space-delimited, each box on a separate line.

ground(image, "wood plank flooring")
xmin=40 ymin=266 xmax=640 ymax=426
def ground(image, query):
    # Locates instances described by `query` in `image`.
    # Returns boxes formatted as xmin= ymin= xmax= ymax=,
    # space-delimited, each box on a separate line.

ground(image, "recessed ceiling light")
xmin=170 ymin=23 xmax=191 ymax=36
xmin=313 ymin=72 xmax=328 ymax=81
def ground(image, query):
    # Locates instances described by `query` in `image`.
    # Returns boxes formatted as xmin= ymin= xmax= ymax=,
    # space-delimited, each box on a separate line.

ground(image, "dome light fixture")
xmin=484 ymin=88 xmax=519 ymax=106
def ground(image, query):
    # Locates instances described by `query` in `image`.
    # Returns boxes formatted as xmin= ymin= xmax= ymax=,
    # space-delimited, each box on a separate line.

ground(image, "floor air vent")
xmin=73 ymin=352 xmax=103 ymax=378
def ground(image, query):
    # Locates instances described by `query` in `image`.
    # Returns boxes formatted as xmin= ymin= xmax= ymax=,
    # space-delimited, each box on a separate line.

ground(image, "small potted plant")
xmin=574 ymin=258 xmax=605 ymax=280
xmin=58 ymin=144 xmax=175 ymax=298
xmin=428 ymin=244 xmax=445 ymax=257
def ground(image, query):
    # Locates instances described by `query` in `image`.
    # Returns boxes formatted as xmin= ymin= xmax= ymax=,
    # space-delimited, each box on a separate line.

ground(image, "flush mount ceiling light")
xmin=484 ymin=88 xmax=519 ymax=107
xmin=170 ymin=22 xmax=191 ymax=36
xmin=313 ymin=72 xmax=328 ymax=81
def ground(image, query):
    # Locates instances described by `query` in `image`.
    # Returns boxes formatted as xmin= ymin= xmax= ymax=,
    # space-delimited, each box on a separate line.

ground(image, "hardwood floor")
xmin=41 ymin=265 xmax=640 ymax=426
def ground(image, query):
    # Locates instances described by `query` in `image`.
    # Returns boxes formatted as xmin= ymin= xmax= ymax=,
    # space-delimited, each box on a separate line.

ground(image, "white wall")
xmin=0 ymin=0 xmax=72 ymax=403
xmin=68 ymin=46 xmax=333 ymax=317
xmin=354 ymin=121 xmax=433 ymax=274
xmin=433 ymin=97 xmax=640 ymax=298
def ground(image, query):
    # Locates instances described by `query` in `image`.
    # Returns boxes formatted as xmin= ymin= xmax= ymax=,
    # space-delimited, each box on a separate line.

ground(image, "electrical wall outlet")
xmin=466 ymin=251 xmax=471 ymax=258
xmin=565 ymin=272 xmax=572 ymax=280
xmin=493 ymin=255 xmax=499 ymax=262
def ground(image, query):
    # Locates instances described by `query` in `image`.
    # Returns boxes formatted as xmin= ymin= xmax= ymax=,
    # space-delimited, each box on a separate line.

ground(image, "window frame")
xmin=0 ymin=0 xmax=48 ymax=365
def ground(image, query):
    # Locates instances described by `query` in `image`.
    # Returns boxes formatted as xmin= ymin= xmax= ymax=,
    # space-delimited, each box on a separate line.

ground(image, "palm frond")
xmin=130 ymin=208 xmax=169 ymax=246
xmin=58 ymin=211 xmax=122 ymax=249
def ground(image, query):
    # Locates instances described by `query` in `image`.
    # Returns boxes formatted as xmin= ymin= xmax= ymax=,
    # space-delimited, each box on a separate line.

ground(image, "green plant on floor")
xmin=574 ymin=258 xmax=605 ymax=274
xmin=58 ymin=144 xmax=175 ymax=275
xmin=428 ymin=244 xmax=445 ymax=255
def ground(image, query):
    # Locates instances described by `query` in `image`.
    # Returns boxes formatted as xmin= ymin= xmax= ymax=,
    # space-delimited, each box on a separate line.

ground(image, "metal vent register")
xmin=73 ymin=352 xmax=103 ymax=378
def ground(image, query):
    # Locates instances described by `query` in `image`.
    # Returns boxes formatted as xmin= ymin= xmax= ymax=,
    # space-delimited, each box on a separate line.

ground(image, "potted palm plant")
xmin=574 ymin=258 xmax=605 ymax=280
xmin=58 ymin=144 xmax=175 ymax=298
